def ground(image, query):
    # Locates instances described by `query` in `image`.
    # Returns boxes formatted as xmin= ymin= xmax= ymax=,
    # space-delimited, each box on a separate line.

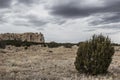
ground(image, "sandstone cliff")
xmin=0 ymin=32 xmax=45 ymax=43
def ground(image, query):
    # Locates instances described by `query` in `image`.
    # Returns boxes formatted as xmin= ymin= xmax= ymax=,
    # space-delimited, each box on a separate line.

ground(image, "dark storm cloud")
xmin=0 ymin=0 xmax=12 ymax=8
xmin=49 ymin=0 xmax=120 ymax=31
xmin=17 ymin=0 xmax=35 ymax=5
xmin=50 ymin=0 xmax=120 ymax=24
xmin=17 ymin=0 xmax=44 ymax=6
xmin=51 ymin=4 xmax=99 ymax=18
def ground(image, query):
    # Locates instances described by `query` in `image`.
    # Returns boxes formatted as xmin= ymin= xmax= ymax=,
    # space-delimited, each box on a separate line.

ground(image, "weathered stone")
xmin=0 ymin=32 xmax=45 ymax=43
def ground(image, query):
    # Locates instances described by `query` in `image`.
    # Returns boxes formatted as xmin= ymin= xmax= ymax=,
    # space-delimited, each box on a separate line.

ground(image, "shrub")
xmin=24 ymin=46 xmax=28 ymax=50
xmin=0 ymin=40 xmax=44 ymax=47
xmin=74 ymin=34 xmax=115 ymax=75
xmin=63 ymin=43 xmax=73 ymax=48
xmin=46 ymin=42 xmax=76 ymax=48
xmin=0 ymin=41 xmax=6 ymax=49
xmin=47 ymin=42 xmax=60 ymax=48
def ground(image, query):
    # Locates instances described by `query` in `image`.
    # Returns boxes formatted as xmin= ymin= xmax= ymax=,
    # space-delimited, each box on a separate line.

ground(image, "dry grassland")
xmin=0 ymin=45 xmax=120 ymax=80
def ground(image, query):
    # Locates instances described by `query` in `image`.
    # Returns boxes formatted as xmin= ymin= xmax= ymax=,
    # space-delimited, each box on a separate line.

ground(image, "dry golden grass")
xmin=0 ymin=45 xmax=120 ymax=80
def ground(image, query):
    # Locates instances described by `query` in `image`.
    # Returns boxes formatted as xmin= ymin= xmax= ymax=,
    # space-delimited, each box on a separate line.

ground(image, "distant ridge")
xmin=0 ymin=32 xmax=45 ymax=43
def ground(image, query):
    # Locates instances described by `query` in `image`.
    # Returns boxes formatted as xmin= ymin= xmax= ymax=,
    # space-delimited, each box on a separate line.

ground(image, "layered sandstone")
xmin=0 ymin=32 xmax=45 ymax=43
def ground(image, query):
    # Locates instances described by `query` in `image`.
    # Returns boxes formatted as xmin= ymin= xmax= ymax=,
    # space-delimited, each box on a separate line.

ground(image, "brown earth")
xmin=0 ymin=45 xmax=120 ymax=80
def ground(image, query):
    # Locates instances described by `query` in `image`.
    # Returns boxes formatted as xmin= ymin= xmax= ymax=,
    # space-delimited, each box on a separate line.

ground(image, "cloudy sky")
xmin=0 ymin=0 xmax=120 ymax=43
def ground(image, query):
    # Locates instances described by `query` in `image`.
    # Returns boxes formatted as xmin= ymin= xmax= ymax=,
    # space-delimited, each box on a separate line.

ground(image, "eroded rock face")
xmin=0 ymin=32 xmax=45 ymax=43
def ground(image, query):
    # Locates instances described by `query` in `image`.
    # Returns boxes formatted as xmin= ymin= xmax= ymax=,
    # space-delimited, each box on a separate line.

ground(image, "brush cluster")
xmin=74 ymin=34 xmax=115 ymax=75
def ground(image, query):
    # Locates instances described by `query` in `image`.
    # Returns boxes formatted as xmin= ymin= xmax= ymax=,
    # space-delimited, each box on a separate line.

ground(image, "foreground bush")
xmin=74 ymin=34 xmax=115 ymax=75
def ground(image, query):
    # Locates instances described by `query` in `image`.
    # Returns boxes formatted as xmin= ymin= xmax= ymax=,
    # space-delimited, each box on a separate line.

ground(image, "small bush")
xmin=74 ymin=34 xmax=115 ymax=75
xmin=46 ymin=42 xmax=76 ymax=48
xmin=24 ymin=46 xmax=28 ymax=50
xmin=0 ymin=42 xmax=6 ymax=49
xmin=47 ymin=42 xmax=60 ymax=48
xmin=0 ymin=40 xmax=45 ymax=47
xmin=63 ymin=43 xmax=73 ymax=48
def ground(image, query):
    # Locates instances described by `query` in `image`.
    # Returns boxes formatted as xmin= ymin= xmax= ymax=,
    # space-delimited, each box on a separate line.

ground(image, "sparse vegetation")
xmin=46 ymin=41 xmax=60 ymax=48
xmin=0 ymin=45 xmax=119 ymax=80
xmin=24 ymin=46 xmax=28 ymax=50
xmin=112 ymin=43 xmax=120 ymax=46
xmin=0 ymin=39 xmax=120 ymax=80
xmin=0 ymin=40 xmax=77 ymax=49
xmin=46 ymin=41 xmax=76 ymax=48
xmin=0 ymin=41 xmax=5 ymax=49
xmin=74 ymin=34 xmax=115 ymax=75
xmin=0 ymin=40 xmax=45 ymax=48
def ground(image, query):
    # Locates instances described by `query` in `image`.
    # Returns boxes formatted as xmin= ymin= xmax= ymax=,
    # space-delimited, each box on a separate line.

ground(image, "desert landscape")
xmin=0 ymin=45 xmax=120 ymax=80
xmin=0 ymin=0 xmax=120 ymax=80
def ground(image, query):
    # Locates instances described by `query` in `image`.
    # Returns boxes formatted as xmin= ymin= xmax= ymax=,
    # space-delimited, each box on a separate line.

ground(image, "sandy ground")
xmin=0 ymin=45 xmax=120 ymax=80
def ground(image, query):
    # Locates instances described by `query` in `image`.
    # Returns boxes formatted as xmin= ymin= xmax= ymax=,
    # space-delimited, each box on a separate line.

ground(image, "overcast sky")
xmin=0 ymin=0 xmax=120 ymax=43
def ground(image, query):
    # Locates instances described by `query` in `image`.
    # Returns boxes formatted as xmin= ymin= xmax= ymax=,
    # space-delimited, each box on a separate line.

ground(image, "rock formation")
xmin=0 ymin=32 xmax=45 ymax=43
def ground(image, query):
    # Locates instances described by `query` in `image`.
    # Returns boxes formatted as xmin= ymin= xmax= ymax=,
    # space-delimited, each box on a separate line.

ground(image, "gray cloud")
xmin=89 ymin=23 xmax=120 ymax=32
xmin=106 ymin=31 xmax=120 ymax=35
xmin=27 ymin=15 xmax=48 ymax=27
xmin=13 ymin=20 xmax=31 ymax=27
xmin=12 ymin=15 xmax=48 ymax=27
xmin=12 ymin=13 xmax=66 ymax=29
xmin=0 ymin=0 xmax=120 ymax=43
xmin=49 ymin=18 xmax=66 ymax=25
xmin=50 ymin=3 xmax=98 ymax=18
xmin=29 ymin=19 xmax=47 ymax=26
xmin=0 ymin=0 xmax=12 ymax=8
xmin=50 ymin=0 xmax=120 ymax=21
xmin=0 ymin=14 xmax=4 ymax=23
xmin=17 ymin=0 xmax=44 ymax=6
xmin=17 ymin=0 xmax=35 ymax=5
xmin=98 ymin=25 xmax=120 ymax=30
xmin=0 ymin=16 xmax=6 ymax=24
xmin=0 ymin=10 xmax=11 ymax=23
xmin=84 ymin=29 xmax=96 ymax=32
xmin=89 ymin=12 xmax=120 ymax=25
xmin=84 ymin=22 xmax=120 ymax=34
xmin=49 ymin=0 xmax=120 ymax=31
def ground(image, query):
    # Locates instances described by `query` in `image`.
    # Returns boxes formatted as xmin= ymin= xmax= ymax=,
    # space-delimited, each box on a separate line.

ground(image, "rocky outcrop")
xmin=0 ymin=32 xmax=45 ymax=43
